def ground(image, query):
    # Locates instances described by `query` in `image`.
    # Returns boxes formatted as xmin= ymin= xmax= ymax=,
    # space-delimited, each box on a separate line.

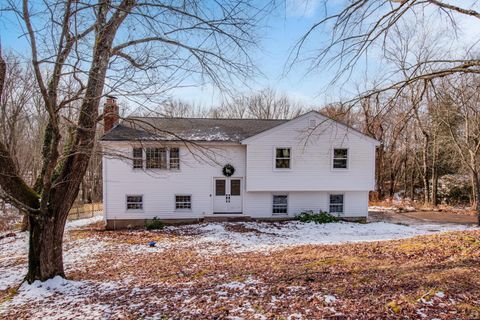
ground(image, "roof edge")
xmin=241 ymin=110 xmax=380 ymax=145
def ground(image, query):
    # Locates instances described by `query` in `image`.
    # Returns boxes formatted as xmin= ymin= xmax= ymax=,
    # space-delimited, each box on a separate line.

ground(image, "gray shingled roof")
xmin=101 ymin=117 xmax=288 ymax=142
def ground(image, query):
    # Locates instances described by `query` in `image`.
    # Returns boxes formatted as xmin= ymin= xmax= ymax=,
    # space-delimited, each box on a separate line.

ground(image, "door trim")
xmin=212 ymin=177 xmax=243 ymax=215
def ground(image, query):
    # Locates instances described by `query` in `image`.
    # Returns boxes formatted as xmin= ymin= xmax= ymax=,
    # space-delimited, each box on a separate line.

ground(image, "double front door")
xmin=213 ymin=178 xmax=243 ymax=214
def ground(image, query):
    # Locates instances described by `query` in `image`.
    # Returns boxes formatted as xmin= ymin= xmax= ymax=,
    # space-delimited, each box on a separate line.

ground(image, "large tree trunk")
xmin=26 ymin=210 xmax=68 ymax=282
xmin=20 ymin=213 xmax=29 ymax=232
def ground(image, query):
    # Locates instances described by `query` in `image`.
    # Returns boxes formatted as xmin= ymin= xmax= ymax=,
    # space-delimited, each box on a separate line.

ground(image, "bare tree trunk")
xmin=376 ymin=145 xmax=385 ymax=199
xmin=26 ymin=207 xmax=70 ymax=282
xmin=422 ymin=136 xmax=430 ymax=204
xmin=431 ymin=132 xmax=440 ymax=206
xmin=471 ymin=171 xmax=480 ymax=226
xmin=471 ymin=172 xmax=478 ymax=211
xmin=431 ymin=169 xmax=438 ymax=206
xmin=20 ymin=212 xmax=29 ymax=232
xmin=389 ymin=161 xmax=396 ymax=198
xmin=409 ymin=168 xmax=415 ymax=200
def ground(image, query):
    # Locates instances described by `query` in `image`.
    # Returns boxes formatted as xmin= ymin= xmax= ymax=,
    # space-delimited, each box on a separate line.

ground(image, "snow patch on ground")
xmin=14 ymin=276 xmax=85 ymax=302
xmin=167 ymin=221 xmax=476 ymax=253
xmin=65 ymin=215 xmax=103 ymax=229
xmin=1 ymin=276 xmax=117 ymax=319
xmin=0 ymin=215 xmax=105 ymax=291
xmin=324 ymin=295 xmax=337 ymax=303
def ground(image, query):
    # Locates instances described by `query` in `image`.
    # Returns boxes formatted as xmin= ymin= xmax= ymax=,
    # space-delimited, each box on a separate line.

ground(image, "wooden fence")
xmin=68 ymin=202 xmax=103 ymax=221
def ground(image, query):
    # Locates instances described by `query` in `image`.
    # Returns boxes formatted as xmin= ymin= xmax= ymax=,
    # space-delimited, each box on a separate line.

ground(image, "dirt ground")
xmin=369 ymin=210 xmax=478 ymax=226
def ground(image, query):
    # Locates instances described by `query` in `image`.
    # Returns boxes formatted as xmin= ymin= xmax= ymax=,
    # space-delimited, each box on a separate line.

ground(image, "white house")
xmin=101 ymin=98 xmax=379 ymax=229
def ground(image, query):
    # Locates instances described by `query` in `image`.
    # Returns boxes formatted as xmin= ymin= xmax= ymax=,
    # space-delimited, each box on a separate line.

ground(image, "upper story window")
xmin=275 ymin=147 xmax=291 ymax=169
xmin=333 ymin=148 xmax=348 ymax=169
xmin=135 ymin=147 xmax=178 ymax=170
xmin=146 ymin=147 xmax=167 ymax=169
xmin=169 ymin=147 xmax=180 ymax=170
xmin=126 ymin=195 xmax=143 ymax=210
xmin=132 ymin=148 xmax=143 ymax=169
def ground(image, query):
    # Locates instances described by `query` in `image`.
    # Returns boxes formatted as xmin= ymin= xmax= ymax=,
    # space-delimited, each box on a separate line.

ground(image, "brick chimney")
xmin=103 ymin=96 xmax=119 ymax=133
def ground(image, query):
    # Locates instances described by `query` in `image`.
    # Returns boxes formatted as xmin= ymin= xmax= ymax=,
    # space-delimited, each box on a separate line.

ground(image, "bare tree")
xmin=0 ymin=0 xmax=262 ymax=283
xmin=214 ymin=88 xmax=304 ymax=119
xmin=433 ymin=75 xmax=480 ymax=223
xmin=290 ymin=0 xmax=480 ymax=101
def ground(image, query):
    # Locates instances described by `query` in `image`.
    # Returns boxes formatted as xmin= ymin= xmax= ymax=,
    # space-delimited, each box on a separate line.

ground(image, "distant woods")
xmin=149 ymin=88 xmax=304 ymax=119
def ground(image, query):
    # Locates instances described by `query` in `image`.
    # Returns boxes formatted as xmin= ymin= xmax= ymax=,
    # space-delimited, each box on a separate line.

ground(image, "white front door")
xmin=213 ymin=178 xmax=243 ymax=214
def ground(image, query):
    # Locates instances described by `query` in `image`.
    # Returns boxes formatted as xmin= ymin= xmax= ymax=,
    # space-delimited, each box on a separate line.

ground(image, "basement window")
xmin=329 ymin=194 xmax=344 ymax=214
xmin=126 ymin=195 xmax=143 ymax=210
xmin=272 ymin=195 xmax=288 ymax=215
xmin=175 ymin=195 xmax=191 ymax=209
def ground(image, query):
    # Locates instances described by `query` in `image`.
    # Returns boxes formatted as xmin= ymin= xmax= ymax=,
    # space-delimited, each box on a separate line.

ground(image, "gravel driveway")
xmin=369 ymin=209 xmax=478 ymax=226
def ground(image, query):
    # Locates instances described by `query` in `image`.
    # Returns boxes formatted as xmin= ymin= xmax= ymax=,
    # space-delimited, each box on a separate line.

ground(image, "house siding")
xmin=244 ymin=191 xmax=368 ymax=218
xmin=102 ymin=112 xmax=376 ymax=224
xmin=244 ymin=113 xmax=376 ymax=191
xmin=103 ymin=142 xmax=246 ymax=220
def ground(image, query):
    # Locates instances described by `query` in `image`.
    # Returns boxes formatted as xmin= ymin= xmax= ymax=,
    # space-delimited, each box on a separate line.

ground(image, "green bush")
xmin=145 ymin=217 xmax=165 ymax=230
xmin=296 ymin=210 xmax=339 ymax=224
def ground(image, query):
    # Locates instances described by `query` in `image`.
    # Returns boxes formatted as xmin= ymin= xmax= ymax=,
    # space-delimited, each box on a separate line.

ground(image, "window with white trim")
xmin=275 ymin=148 xmax=291 ymax=169
xmin=144 ymin=147 xmax=179 ymax=169
xmin=333 ymin=148 xmax=348 ymax=169
xmin=169 ymin=147 xmax=180 ymax=169
xmin=329 ymin=194 xmax=344 ymax=214
xmin=132 ymin=148 xmax=143 ymax=169
xmin=175 ymin=195 xmax=191 ymax=209
xmin=126 ymin=195 xmax=143 ymax=210
xmin=272 ymin=195 xmax=288 ymax=214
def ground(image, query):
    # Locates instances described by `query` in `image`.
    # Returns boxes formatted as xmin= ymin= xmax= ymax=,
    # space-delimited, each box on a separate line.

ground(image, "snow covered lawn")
xmin=1 ymin=217 xmax=479 ymax=319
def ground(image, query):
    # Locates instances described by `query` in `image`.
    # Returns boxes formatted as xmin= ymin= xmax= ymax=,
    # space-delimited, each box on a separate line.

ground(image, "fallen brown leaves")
xmin=3 ymin=226 xmax=480 ymax=319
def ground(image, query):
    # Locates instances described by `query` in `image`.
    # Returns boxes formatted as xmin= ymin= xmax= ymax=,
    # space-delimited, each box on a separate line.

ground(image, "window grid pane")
xmin=329 ymin=194 xmax=344 ymax=213
xmin=275 ymin=148 xmax=291 ymax=169
xmin=175 ymin=195 xmax=191 ymax=209
xmin=230 ymin=179 xmax=241 ymax=196
xmin=146 ymin=148 xmax=160 ymax=169
xmin=169 ymin=148 xmax=180 ymax=169
xmin=215 ymin=180 xmax=226 ymax=196
xmin=333 ymin=148 xmax=348 ymax=169
xmin=273 ymin=195 xmax=288 ymax=214
xmin=126 ymin=195 xmax=143 ymax=210
xmin=133 ymin=148 xmax=143 ymax=169
xmin=159 ymin=148 xmax=167 ymax=169
xmin=145 ymin=147 xmax=179 ymax=170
